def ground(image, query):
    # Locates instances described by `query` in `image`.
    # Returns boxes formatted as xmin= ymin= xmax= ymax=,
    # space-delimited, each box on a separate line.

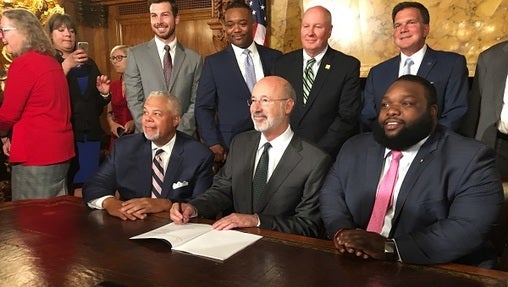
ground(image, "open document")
xmin=130 ymin=223 xmax=262 ymax=262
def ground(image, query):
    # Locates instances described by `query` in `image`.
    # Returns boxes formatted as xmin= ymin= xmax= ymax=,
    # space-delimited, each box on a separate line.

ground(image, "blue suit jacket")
xmin=320 ymin=126 xmax=503 ymax=266
xmin=195 ymin=44 xmax=282 ymax=149
xmin=361 ymin=47 xmax=469 ymax=131
xmin=83 ymin=131 xmax=214 ymax=203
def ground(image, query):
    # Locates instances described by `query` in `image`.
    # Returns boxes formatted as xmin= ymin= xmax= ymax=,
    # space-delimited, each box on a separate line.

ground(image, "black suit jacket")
xmin=190 ymin=130 xmax=331 ymax=237
xmin=273 ymin=47 xmax=362 ymax=157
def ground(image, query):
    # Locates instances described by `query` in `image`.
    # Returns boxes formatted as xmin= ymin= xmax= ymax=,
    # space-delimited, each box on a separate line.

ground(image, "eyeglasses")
xmin=247 ymin=98 xmax=290 ymax=106
xmin=110 ymin=55 xmax=127 ymax=62
xmin=0 ymin=27 xmax=16 ymax=37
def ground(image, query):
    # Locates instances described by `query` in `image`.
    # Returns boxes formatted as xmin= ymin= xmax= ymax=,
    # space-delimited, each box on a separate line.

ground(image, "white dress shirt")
xmin=303 ymin=46 xmax=328 ymax=76
xmin=253 ymin=126 xmax=294 ymax=181
xmin=399 ymin=44 xmax=427 ymax=76
xmin=231 ymin=42 xmax=265 ymax=83
xmin=497 ymin=74 xmax=508 ymax=134
xmin=154 ymin=36 xmax=177 ymax=67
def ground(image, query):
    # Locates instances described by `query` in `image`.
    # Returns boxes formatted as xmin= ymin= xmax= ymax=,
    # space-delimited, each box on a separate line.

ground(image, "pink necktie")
xmin=366 ymin=150 xmax=403 ymax=233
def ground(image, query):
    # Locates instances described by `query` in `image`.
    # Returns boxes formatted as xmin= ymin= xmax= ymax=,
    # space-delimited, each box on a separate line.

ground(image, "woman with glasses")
xmin=47 ymin=13 xmax=111 ymax=196
xmin=0 ymin=8 xmax=74 ymax=200
xmin=106 ymin=45 xmax=134 ymax=151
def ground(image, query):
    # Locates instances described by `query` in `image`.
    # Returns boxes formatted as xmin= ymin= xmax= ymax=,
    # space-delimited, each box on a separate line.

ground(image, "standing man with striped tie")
xmin=273 ymin=5 xmax=362 ymax=159
xmin=320 ymin=75 xmax=503 ymax=267
xmin=195 ymin=1 xmax=281 ymax=170
xmin=125 ymin=0 xmax=202 ymax=137
xmin=361 ymin=1 xmax=469 ymax=132
xmin=83 ymin=91 xmax=214 ymax=221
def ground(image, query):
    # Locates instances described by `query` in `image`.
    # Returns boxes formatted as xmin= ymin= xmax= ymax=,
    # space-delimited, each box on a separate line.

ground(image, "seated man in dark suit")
xmin=320 ymin=75 xmax=504 ymax=267
xmin=171 ymin=76 xmax=331 ymax=237
xmin=83 ymin=91 xmax=214 ymax=220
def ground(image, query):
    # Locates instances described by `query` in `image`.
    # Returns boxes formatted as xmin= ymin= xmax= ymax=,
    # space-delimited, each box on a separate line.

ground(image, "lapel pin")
xmin=325 ymin=64 xmax=331 ymax=70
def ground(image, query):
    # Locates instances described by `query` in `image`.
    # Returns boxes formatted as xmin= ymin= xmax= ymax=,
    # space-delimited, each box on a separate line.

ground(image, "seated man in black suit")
xmin=170 ymin=76 xmax=331 ymax=237
xmin=83 ymin=91 xmax=214 ymax=220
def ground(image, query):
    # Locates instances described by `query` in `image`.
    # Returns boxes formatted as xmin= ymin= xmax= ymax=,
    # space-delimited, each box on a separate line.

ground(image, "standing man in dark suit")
xmin=195 ymin=1 xmax=282 ymax=166
xmin=460 ymin=41 xmax=508 ymax=178
xmin=320 ymin=75 xmax=503 ymax=267
xmin=83 ymin=91 xmax=214 ymax=221
xmin=172 ymin=76 xmax=331 ymax=237
xmin=125 ymin=0 xmax=202 ymax=136
xmin=361 ymin=1 xmax=469 ymax=132
xmin=273 ymin=5 xmax=361 ymax=158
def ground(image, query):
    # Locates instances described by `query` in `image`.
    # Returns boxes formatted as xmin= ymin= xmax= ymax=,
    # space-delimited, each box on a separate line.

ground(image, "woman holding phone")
xmin=47 ymin=13 xmax=111 ymax=195
xmin=106 ymin=45 xmax=134 ymax=151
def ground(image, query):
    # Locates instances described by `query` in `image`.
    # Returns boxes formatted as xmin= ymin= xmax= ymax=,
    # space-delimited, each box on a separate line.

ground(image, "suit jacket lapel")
xmin=146 ymin=40 xmax=167 ymax=87
xmin=304 ymin=47 xmax=333 ymax=109
xmin=363 ymin=144 xmax=386 ymax=224
xmin=169 ymin=42 xmax=186 ymax=90
xmin=239 ymin=133 xmax=260 ymax=213
xmin=492 ymin=44 xmax=508 ymax=116
xmin=391 ymin=129 xmax=441 ymax=231
xmin=139 ymin=139 xmax=153 ymax=198
xmin=253 ymin=136 xmax=302 ymax=213
xmin=162 ymin=135 xmax=184 ymax=198
xmin=417 ymin=47 xmax=436 ymax=78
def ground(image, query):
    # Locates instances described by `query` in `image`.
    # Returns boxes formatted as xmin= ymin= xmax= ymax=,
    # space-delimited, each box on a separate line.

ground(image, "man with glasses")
xmin=170 ymin=76 xmax=331 ymax=237
xmin=361 ymin=1 xmax=469 ymax=132
xmin=124 ymin=0 xmax=202 ymax=136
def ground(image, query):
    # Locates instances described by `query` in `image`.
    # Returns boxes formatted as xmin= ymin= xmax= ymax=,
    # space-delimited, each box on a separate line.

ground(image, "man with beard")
xmin=320 ymin=75 xmax=503 ymax=268
xmin=83 ymin=91 xmax=214 ymax=221
xmin=170 ymin=76 xmax=331 ymax=237
xmin=124 ymin=0 xmax=202 ymax=136
xmin=196 ymin=1 xmax=281 ymax=168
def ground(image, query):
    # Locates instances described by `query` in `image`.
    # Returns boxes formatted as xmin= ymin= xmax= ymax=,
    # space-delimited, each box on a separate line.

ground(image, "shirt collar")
xmin=231 ymin=41 xmax=258 ymax=58
xmin=151 ymin=132 xmax=177 ymax=154
xmin=400 ymin=44 xmax=427 ymax=64
xmin=303 ymin=46 xmax=328 ymax=66
xmin=383 ymin=135 xmax=429 ymax=159
xmin=257 ymin=125 xmax=294 ymax=151
xmin=154 ymin=36 xmax=177 ymax=54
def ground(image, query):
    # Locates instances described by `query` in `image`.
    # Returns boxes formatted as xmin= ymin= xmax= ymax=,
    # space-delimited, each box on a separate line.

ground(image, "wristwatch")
xmin=384 ymin=239 xmax=398 ymax=261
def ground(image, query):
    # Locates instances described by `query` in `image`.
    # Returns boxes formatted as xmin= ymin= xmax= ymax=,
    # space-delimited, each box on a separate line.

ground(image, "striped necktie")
xmin=151 ymin=149 xmax=165 ymax=198
xmin=303 ymin=58 xmax=316 ymax=104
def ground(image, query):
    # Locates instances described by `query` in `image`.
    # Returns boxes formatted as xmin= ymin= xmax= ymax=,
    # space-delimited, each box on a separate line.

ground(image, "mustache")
xmin=153 ymin=23 xmax=168 ymax=28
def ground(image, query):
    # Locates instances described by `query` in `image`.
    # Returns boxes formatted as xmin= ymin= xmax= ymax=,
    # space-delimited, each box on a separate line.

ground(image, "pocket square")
xmin=172 ymin=181 xmax=189 ymax=189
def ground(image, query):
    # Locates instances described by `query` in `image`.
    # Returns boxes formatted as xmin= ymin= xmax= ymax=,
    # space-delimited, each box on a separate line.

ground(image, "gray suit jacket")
xmin=460 ymin=41 xmax=508 ymax=148
xmin=124 ymin=38 xmax=202 ymax=136
xmin=190 ymin=130 xmax=331 ymax=237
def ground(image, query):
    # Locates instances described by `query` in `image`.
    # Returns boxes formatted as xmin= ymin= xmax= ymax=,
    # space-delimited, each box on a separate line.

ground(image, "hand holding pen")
xmin=169 ymin=201 xmax=196 ymax=224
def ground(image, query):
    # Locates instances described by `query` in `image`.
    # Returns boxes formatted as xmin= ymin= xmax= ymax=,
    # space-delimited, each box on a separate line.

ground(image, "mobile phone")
xmin=117 ymin=127 xmax=125 ymax=137
xmin=77 ymin=41 xmax=89 ymax=53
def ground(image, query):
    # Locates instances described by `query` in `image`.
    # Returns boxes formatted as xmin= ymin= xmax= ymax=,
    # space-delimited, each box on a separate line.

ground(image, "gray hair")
xmin=146 ymin=91 xmax=182 ymax=116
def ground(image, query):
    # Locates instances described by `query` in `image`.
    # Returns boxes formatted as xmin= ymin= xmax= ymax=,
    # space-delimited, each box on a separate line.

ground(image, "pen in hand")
xmin=178 ymin=201 xmax=183 ymax=215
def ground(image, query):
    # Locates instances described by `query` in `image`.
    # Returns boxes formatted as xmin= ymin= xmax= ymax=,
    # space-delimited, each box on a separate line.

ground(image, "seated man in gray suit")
xmin=83 ymin=91 xmax=214 ymax=221
xmin=170 ymin=76 xmax=331 ymax=237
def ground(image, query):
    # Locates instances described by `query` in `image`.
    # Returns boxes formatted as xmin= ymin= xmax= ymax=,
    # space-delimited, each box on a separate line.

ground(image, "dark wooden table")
xmin=1 ymin=196 xmax=507 ymax=287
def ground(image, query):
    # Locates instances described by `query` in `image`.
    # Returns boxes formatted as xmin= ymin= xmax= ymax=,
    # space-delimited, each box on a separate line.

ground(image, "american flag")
xmin=249 ymin=0 xmax=267 ymax=46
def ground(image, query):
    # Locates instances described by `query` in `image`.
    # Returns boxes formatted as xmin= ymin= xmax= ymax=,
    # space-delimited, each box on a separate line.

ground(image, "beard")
xmin=373 ymin=111 xmax=434 ymax=150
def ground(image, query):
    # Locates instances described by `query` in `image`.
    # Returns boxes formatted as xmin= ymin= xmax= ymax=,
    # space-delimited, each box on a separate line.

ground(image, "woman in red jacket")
xmin=0 ymin=9 xmax=75 ymax=200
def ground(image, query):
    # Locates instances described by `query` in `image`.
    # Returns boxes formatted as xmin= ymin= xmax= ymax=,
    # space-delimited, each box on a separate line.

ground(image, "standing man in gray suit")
xmin=461 ymin=41 xmax=508 ymax=178
xmin=170 ymin=76 xmax=331 ymax=237
xmin=125 ymin=0 xmax=202 ymax=136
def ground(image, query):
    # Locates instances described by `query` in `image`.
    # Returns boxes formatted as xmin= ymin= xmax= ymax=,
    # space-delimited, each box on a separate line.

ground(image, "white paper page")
xmin=130 ymin=223 xmax=212 ymax=248
xmin=172 ymin=229 xmax=262 ymax=261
